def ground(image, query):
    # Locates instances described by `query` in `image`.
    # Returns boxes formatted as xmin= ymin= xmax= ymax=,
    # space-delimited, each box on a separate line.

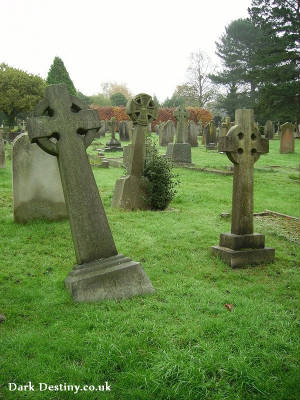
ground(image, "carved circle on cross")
xmin=226 ymin=125 xmax=260 ymax=164
xmin=174 ymin=105 xmax=189 ymax=122
xmin=33 ymin=94 xmax=98 ymax=156
xmin=126 ymin=94 xmax=158 ymax=126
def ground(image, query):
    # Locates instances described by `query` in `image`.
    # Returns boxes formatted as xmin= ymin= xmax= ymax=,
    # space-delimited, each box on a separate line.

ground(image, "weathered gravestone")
xmin=12 ymin=133 xmax=67 ymax=223
xmin=211 ymin=109 xmax=275 ymax=267
xmin=105 ymin=117 xmax=122 ymax=151
xmin=0 ymin=130 xmax=5 ymax=168
xmin=218 ymin=117 xmax=232 ymax=139
xmin=186 ymin=120 xmax=198 ymax=147
xmin=155 ymin=124 xmax=160 ymax=135
xmin=280 ymin=122 xmax=294 ymax=153
xmin=119 ymin=120 xmax=130 ymax=141
xmin=159 ymin=120 xmax=175 ymax=146
xmin=122 ymin=143 xmax=133 ymax=171
xmin=197 ymin=120 xmax=203 ymax=136
xmin=98 ymin=120 xmax=107 ymax=137
xmin=264 ymin=120 xmax=274 ymax=140
xmin=166 ymin=105 xmax=191 ymax=163
xmin=112 ymin=93 xmax=158 ymax=210
xmin=157 ymin=122 xmax=164 ymax=141
xmin=205 ymin=121 xmax=217 ymax=150
xmin=27 ymin=84 xmax=154 ymax=302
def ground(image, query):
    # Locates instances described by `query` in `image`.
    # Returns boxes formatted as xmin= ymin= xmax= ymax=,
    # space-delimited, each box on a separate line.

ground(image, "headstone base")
xmin=211 ymin=232 xmax=275 ymax=267
xmin=14 ymin=200 xmax=67 ymax=223
xmin=166 ymin=143 xmax=191 ymax=163
xmin=104 ymin=146 xmax=123 ymax=152
xmin=104 ymin=138 xmax=123 ymax=152
xmin=211 ymin=246 xmax=275 ymax=268
xmin=206 ymin=143 xmax=217 ymax=150
xmin=65 ymin=254 xmax=155 ymax=302
xmin=111 ymin=175 xmax=150 ymax=210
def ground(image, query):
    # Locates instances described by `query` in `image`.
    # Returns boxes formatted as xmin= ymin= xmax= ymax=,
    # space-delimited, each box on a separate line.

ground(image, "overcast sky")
xmin=1 ymin=0 xmax=251 ymax=102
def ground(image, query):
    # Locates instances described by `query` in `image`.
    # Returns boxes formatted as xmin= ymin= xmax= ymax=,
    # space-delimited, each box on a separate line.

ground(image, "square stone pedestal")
xmin=104 ymin=138 xmax=123 ymax=152
xmin=166 ymin=143 xmax=191 ymax=163
xmin=65 ymin=254 xmax=155 ymax=302
xmin=211 ymin=232 xmax=275 ymax=268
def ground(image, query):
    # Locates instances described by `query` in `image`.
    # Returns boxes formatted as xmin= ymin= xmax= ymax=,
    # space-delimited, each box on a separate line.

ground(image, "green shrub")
xmin=143 ymin=137 xmax=180 ymax=210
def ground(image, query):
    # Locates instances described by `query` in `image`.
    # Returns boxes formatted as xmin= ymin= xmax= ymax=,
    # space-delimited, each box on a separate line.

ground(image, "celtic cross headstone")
xmin=105 ymin=116 xmax=122 ymax=152
xmin=112 ymin=93 xmax=158 ymax=209
xmin=27 ymin=84 xmax=154 ymax=301
xmin=109 ymin=116 xmax=118 ymax=140
xmin=211 ymin=109 xmax=275 ymax=267
xmin=174 ymin=105 xmax=189 ymax=144
xmin=166 ymin=105 xmax=192 ymax=163
xmin=219 ymin=117 xmax=232 ymax=138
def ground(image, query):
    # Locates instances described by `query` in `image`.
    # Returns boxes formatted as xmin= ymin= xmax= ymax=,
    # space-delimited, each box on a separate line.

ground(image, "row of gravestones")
xmin=155 ymin=119 xmax=202 ymax=147
xmin=264 ymin=120 xmax=300 ymax=140
xmin=97 ymin=118 xmax=133 ymax=142
xmin=6 ymin=83 xmax=294 ymax=304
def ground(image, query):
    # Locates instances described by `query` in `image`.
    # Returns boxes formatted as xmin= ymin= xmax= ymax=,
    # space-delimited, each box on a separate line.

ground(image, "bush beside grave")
xmin=143 ymin=137 xmax=180 ymax=210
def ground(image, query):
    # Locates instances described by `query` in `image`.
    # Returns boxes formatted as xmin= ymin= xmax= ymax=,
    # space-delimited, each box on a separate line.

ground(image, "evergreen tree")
xmin=110 ymin=92 xmax=127 ymax=106
xmin=46 ymin=57 xmax=76 ymax=96
xmin=209 ymin=19 xmax=261 ymax=116
xmin=211 ymin=2 xmax=299 ymax=122
xmin=0 ymin=63 xmax=45 ymax=127
xmin=248 ymin=0 xmax=299 ymax=121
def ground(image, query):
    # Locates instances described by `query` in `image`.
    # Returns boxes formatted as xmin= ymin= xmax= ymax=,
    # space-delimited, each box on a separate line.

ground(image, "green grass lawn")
xmin=0 ymin=136 xmax=299 ymax=400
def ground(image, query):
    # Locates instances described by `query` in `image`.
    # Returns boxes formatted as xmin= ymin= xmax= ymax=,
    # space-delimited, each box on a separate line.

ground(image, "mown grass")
xmin=0 ymin=136 xmax=299 ymax=400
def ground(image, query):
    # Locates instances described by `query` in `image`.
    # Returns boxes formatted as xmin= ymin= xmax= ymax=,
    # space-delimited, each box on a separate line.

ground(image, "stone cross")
xmin=126 ymin=93 xmax=157 ymax=177
xmin=211 ymin=108 xmax=274 ymax=267
xmin=112 ymin=93 xmax=157 ymax=210
xmin=219 ymin=117 xmax=232 ymax=138
xmin=27 ymin=84 xmax=117 ymax=265
xmin=218 ymin=109 xmax=269 ymax=235
xmin=174 ymin=105 xmax=189 ymax=143
xmin=109 ymin=116 xmax=118 ymax=140
xmin=27 ymin=84 xmax=155 ymax=302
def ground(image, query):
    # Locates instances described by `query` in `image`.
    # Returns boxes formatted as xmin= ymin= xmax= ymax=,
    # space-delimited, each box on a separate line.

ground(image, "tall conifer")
xmin=46 ymin=57 xmax=76 ymax=96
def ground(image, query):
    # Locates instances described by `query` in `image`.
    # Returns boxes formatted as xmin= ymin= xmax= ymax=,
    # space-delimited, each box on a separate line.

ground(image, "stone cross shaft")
xmin=109 ymin=117 xmax=118 ymax=140
xmin=27 ymin=84 xmax=117 ymax=264
xmin=218 ymin=109 xmax=269 ymax=235
xmin=126 ymin=93 xmax=157 ymax=176
xmin=174 ymin=106 xmax=189 ymax=143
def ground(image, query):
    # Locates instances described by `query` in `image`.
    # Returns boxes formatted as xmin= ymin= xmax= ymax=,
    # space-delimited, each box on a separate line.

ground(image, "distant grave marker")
xmin=166 ymin=105 xmax=191 ymax=163
xmin=186 ymin=120 xmax=198 ymax=147
xmin=205 ymin=121 xmax=217 ymax=150
xmin=105 ymin=117 xmax=122 ymax=151
xmin=264 ymin=120 xmax=274 ymax=139
xmin=280 ymin=122 xmax=294 ymax=153
xmin=0 ymin=130 xmax=5 ymax=168
xmin=112 ymin=93 xmax=158 ymax=210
